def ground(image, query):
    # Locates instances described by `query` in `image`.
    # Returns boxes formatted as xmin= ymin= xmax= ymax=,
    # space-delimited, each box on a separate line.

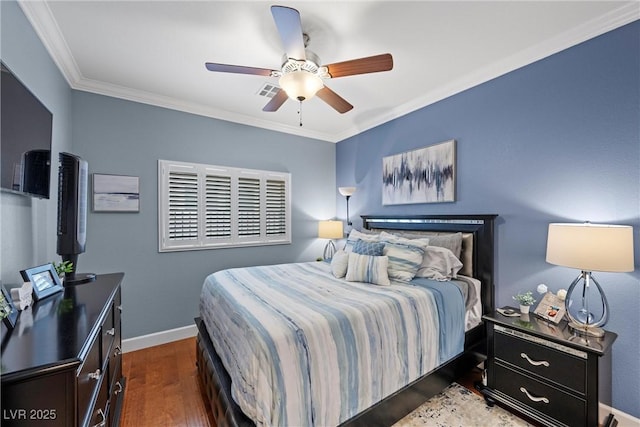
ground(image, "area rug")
xmin=393 ymin=383 xmax=533 ymax=427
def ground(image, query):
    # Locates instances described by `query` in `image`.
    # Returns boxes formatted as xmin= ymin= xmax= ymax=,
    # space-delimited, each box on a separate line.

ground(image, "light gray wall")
xmin=1 ymin=0 xmax=73 ymax=286
xmin=71 ymin=91 xmax=336 ymax=338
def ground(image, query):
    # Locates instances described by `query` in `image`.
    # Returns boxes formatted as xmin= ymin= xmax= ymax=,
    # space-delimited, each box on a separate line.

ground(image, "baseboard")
xmin=600 ymin=403 xmax=640 ymax=427
xmin=122 ymin=324 xmax=198 ymax=353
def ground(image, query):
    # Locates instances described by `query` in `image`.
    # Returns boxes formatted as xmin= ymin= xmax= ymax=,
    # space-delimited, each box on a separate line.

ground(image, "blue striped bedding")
xmin=200 ymin=261 xmax=466 ymax=426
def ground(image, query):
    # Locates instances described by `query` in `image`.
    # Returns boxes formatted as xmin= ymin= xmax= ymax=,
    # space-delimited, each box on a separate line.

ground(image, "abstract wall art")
xmin=93 ymin=173 xmax=140 ymax=212
xmin=382 ymin=140 xmax=456 ymax=205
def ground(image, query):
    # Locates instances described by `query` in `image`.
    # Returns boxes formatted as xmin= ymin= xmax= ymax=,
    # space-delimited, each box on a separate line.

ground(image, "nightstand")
xmin=480 ymin=310 xmax=617 ymax=427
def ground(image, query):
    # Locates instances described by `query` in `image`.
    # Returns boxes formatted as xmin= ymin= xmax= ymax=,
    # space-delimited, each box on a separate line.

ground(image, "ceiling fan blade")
xmin=271 ymin=5 xmax=306 ymax=60
xmin=205 ymin=62 xmax=276 ymax=76
xmin=262 ymin=89 xmax=289 ymax=112
xmin=324 ymin=53 xmax=393 ymax=78
xmin=316 ymin=86 xmax=353 ymax=114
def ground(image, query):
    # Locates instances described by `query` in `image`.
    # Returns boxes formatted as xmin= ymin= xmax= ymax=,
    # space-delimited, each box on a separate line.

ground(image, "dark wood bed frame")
xmin=195 ymin=214 xmax=498 ymax=427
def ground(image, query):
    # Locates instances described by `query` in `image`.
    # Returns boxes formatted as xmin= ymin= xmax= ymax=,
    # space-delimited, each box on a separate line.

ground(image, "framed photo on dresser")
xmin=20 ymin=263 xmax=64 ymax=301
xmin=1 ymin=286 xmax=18 ymax=329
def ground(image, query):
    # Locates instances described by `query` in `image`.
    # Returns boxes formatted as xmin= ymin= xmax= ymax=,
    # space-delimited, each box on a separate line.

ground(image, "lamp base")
xmin=323 ymin=240 xmax=337 ymax=261
xmin=567 ymin=321 xmax=605 ymax=338
xmin=564 ymin=271 xmax=609 ymax=338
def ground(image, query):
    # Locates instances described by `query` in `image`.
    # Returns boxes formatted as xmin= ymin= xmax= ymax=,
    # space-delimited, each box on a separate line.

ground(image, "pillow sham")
xmin=344 ymin=229 xmax=380 ymax=252
xmin=380 ymin=230 xmax=463 ymax=259
xmin=352 ymin=239 xmax=385 ymax=256
xmin=382 ymin=240 xmax=427 ymax=282
xmin=345 ymin=252 xmax=390 ymax=286
xmin=416 ymin=245 xmax=463 ymax=281
xmin=330 ymin=250 xmax=349 ymax=278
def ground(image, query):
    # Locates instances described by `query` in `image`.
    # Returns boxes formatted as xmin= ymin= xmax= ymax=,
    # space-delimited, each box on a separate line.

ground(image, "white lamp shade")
xmin=546 ymin=223 xmax=634 ymax=272
xmin=338 ymin=187 xmax=356 ymax=197
xmin=318 ymin=220 xmax=344 ymax=239
xmin=279 ymin=71 xmax=323 ymax=101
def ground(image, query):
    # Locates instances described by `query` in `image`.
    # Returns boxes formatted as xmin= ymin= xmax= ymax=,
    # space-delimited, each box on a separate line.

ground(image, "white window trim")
xmin=158 ymin=159 xmax=291 ymax=252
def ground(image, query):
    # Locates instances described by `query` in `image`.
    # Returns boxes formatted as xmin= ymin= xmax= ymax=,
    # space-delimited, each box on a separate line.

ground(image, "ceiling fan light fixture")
xmin=279 ymin=70 xmax=323 ymax=101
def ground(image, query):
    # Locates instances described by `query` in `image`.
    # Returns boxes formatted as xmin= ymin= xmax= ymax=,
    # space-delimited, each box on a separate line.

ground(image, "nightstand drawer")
xmin=495 ymin=326 xmax=586 ymax=393
xmin=494 ymin=364 xmax=586 ymax=427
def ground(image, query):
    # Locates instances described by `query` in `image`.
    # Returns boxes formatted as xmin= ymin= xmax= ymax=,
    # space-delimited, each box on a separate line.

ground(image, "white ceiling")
xmin=19 ymin=1 xmax=639 ymax=143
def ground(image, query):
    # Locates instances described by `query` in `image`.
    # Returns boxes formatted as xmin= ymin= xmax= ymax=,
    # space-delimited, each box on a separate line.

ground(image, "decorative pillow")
xmin=352 ymin=239 xmax=385 ymax=256
xmin=344 ymin=229 xmax=380 ymax=252
xmin=345 ymin=253 xmax=390 ymax=286
xmin=381 ymin=230 xmax=463 ymax=259
xmin=330 ymin=250 xmax=349 ymax=278
xmin=379 ymin=231 xmax=430 ymax=246
xmin=416 ymin=246 xmax=463 ymax=281
xmin=382 ymin=240 xmax=427 ymax=282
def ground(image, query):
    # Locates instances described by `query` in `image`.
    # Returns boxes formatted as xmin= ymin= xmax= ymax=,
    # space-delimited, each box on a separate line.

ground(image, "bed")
xmin=195 ymin=214 xmax=497 ymax=427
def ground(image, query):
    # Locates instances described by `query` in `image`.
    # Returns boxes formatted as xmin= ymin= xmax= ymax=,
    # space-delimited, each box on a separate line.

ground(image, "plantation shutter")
xmin=159 ymin=160 xmax=290 ymax=252
xmin=237 ymin=176 xmax=261 ymax=238
xmin=266 ymin=178 xmax=287 ymax=236
xmin=204 ymin=173 xmax=232 ymax=239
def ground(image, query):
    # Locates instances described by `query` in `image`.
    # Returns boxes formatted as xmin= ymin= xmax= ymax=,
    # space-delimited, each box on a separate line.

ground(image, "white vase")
xmin=519 ymin=304 xmax=530 ymax=314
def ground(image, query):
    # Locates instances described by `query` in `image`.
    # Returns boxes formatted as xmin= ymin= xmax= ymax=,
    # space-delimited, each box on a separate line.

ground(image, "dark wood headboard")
xmin=361 ymin=214 xmax=498 ymax=316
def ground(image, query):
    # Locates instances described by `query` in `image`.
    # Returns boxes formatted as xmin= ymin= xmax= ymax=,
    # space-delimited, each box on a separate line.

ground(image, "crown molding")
xmin=19 ymin=1 xmax=639 ymax=144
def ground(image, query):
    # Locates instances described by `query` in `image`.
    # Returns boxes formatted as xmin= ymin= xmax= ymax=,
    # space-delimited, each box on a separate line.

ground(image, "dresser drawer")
xmin=494 ymin=326 xmax=586 ymax=393
xmin=77 ymin=333 xmax=102 ymax=427
xmin=494 ymin=363 xmax=586 ymax=427
xmin=101 ymin=307 xmax=115 ymax=367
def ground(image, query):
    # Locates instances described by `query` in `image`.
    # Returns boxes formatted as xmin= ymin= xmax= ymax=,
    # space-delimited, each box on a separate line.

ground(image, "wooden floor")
xmin=120 ymin=337 xmax=484 ymax=427
xmin=120 ymin=337 xmax=215 ymax=426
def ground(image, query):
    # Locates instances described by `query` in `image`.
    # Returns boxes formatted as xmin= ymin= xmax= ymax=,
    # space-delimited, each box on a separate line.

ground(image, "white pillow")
xmin=416 ymin=246 xmax=463 ymax=281
xmin=382 ymin=240 xmax=427 ymax=282
xmin=330 ymin=250 xmax=349 ymax=278
xmin=345 ymin=252 xmax=390 ymax=286
xmin=380 ymin=231 xmax=430 ymax=246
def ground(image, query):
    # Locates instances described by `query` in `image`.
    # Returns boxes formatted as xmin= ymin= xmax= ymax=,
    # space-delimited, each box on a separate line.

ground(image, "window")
xmin=158 ymin=160 xmax=291 ymax=252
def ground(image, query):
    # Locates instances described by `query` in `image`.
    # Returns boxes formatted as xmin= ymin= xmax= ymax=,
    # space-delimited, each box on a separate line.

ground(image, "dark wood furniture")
xmin=481 ymin=310 xmax=617 ymax=427
xmin=195 ymin=214 xmax=498 ymax=427
xmin=1 ymin=273 xmax=125 ymax=427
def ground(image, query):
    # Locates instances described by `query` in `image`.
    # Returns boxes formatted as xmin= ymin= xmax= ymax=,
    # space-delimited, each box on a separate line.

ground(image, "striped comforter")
xmin=200 ymin=261 xmax=466 ymax=426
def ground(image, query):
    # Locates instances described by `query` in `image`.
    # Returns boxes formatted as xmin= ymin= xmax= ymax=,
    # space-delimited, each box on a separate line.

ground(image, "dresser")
xmin=481 ymin=310 xmax=617 ymax=427
xmin=1 ymin=273 xmax=125 ymax=427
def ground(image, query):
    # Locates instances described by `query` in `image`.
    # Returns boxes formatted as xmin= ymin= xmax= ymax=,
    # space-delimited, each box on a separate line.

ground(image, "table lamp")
xmin=546 ymin=222 xmax=634 ymax=337
xmin=318 ymin=220 xmax=344 ymax=260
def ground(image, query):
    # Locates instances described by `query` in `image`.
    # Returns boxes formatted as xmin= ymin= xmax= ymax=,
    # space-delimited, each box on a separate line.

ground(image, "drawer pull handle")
xmin=93 ymin=408 xmax=106 ymax=427
xmin=117 ymin=305 xmax=122 ymax=313
xmin=114 ymin=345 xmax=122 ymax=356
xmin=88 ymin=369 xmax=101 ymax=380
xmin=115 ymin=381 xmax=123 ymax=394
xmin=521 ymin=353 xmax=550 ymax=367
xmin=105 ymin=327 xmax=115 ymax=336
xmin=520 ymin=387 xmax=549 ymax=404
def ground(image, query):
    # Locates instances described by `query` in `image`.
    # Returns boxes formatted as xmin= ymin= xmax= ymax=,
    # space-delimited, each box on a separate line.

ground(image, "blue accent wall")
xmin=336 ymin=21 xmax=640 ymax=417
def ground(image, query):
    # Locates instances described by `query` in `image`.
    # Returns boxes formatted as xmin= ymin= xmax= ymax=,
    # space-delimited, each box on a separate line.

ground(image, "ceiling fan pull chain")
xmin=298 ymin=100 xmax=303 ymax=127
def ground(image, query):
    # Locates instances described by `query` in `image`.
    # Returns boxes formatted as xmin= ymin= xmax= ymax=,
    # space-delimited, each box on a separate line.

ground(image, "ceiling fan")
xmin=205 ymin=5 xmax=393 ymax=116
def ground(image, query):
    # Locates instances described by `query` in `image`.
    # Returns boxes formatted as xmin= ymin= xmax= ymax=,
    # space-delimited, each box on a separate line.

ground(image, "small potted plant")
xmin=513 ymin=291 xmax=536 ymax=314
xmin=53 ymin=260 xmax=74 ymax=283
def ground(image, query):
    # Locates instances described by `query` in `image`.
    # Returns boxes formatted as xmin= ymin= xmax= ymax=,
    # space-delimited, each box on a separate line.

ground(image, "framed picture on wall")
xmin=382 ymin=139 xmax=456 ymax=205
xmin=93 ymin=173 xmax=140 ymax=212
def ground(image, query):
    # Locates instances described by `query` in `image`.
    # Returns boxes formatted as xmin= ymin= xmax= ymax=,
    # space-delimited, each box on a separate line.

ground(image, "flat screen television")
xmin=1 ymin=61 xmax=53 ymax=199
